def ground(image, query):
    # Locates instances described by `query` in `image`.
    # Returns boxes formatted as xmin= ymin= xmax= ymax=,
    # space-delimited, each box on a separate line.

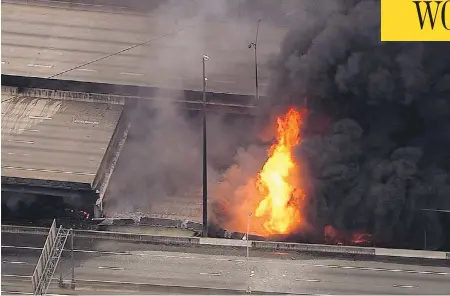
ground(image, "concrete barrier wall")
xmin=2 ymin=225 xmax=447 ymax=260
xmin=1 ymin=86 xmax=126 ymax=105
xmin=375 ymin=248 xmax=448 ymax=259
xmin=252 ymin=241 xmax=375 ymax=255
xmin=199 ymin=237 xmax=248 ymax=247
xmin=2 ymin=225 xmax=50 ymax=235
xmin=71 ymin=229 xmax=199 ymax=245
xmin=1 ymin=225 xmax=199 ymax=246
xmin=139 ymin=217 xmax=202 ymax=233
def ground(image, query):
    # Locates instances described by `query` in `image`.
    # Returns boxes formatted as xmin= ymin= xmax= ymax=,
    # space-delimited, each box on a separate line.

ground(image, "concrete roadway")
xmin=2 ymin=238 xmax=450 ymax=294
xmin=1 ymin=92 xmax=123 ymax=183
xmin=1 ymin=1 xmax=289 ymax=96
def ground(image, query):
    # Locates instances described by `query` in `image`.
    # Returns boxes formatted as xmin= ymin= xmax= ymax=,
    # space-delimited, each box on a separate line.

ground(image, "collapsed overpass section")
xmin=1 ymin=86 xmax=127 ymax=216
xmin=1 ymin=75 xmax=257 ymax=221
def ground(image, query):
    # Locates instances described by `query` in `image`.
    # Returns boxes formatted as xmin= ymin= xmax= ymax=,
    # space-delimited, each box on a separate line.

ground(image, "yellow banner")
xmin=381 ymin=0 xmax=450 ymax=41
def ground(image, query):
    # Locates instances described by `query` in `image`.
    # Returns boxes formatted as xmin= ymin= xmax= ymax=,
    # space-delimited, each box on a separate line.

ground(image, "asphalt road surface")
xmin=2 ymin=234 xmax=450 ymax=294
xmin=1 ymin=1 xmax=289 ymax=96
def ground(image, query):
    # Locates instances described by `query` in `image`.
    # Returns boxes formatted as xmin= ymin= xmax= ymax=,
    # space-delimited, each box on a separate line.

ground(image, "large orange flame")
xmin=254 ymin=108 xmax=306 ymax=235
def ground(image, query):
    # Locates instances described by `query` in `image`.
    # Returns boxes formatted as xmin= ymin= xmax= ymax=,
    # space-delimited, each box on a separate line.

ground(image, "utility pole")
xmin=70 ymin=229 xmax=75 ymax=289
xmin=248 ymin=19 xmax=262 ymax=101
xmin=202 ymin=54 xmax=209 ymax=238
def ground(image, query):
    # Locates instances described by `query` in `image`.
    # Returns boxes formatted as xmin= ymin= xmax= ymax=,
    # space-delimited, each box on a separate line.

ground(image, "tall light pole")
xmin=246 ymin=211 xmax=252 ymax=294
xmin=202 ymin=54 xmax=209 ymax=238
xmin=248 ymin=19 xmax=262 ymax=101
xmin=419 ymin=208 xmax=450 ymax=250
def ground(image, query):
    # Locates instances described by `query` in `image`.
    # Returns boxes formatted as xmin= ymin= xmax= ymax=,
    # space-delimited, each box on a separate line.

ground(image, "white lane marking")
xmin=314 ymin=264 xmax=325 ymax=267
xmin=29 ymin=115 xmax=52 ymax=120
xmin=389 ymin=269 xmax=403 ymax=272
xmin=120 ymin=72 xmax=144 ymax=76
xmin=98 ymin=266 xmax=125 ymax=271
xmin=7 ymin=152 xmax=29 ymax=156
xmin=341 ymin=266 xmax=356 ymax=269
xmin=27 ymin=64 xmax=54 ymax=68
xmin=2 ymin=261 xmax=29 ymax=265
xmin=436 ymin=272 xmax=449 ymax=275
xmin=393 ymin=284 xmax=417 ymax=289
xmin=199 ymin=272 xmax=221 ymax=276
xmin=18 ymin=128 xmax=39 ymax=133
xmin=419 ymin=271 xmax=433 ymax=274
xmin=76 ymin=68 xmax=97 ymax=72
xmin=296 ymin=278 xmax=321 ymax=282
xmin=5 ymin=139 xmax=35 ymax=144
xmin=73 ymin=120 xmax=99 ymax=125
xmin=362 ymin=267 xmax=384 ymax=271
xmin=215 ymin=80 xmax=237 ymax=84
xmin=1 ymin=61 xmax=9 ymax=65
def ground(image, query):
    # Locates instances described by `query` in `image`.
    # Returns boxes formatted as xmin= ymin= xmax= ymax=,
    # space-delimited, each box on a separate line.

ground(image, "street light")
xmin=248 ymin=19 xmax=262 ymax=101
xmin=202 ymin=54 xmax=209 ymax=238
xmin=246 ymin=211 xmax=252 ymax=294
xmin=418 ymin=208 xmax=450 ymax=250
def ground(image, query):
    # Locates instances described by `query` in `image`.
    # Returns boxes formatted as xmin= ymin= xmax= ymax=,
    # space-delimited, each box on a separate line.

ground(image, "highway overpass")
xmin=1 ymin=83 xmax=128 ymax=217
xmin=1 ymin=0 xmax=289 ymax=96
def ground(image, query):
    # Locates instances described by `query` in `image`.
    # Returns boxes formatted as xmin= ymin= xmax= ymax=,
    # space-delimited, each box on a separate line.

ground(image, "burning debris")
xmin=324 ymin=225 xmax=372 ymax=247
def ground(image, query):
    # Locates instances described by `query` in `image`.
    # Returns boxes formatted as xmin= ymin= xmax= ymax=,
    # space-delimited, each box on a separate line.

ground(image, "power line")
xmin=1 ymin=24 xmax=193 ymax=103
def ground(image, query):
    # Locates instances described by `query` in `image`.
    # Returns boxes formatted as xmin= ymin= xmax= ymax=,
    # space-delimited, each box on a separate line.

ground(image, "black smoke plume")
xmin=214 ymin=0 xmax=450 ymax=250
xmin=262 ymin=0 xmax=450 ymax=249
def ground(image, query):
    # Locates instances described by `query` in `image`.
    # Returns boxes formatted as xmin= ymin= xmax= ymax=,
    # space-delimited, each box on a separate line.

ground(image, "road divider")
xmin=251 ymin=241 xmax=376 ymax=256
xmin=2 ymin=224 xmax=448 ymax=260
xmin=375 ymin=248 xmax=447 ymax=260
xmin=2 ymin=225 xmax=199 ymax=245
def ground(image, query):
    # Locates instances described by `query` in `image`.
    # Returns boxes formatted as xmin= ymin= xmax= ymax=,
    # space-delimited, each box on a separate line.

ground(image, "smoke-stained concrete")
xmin=212 ymin=0 xmax=450 ymax=250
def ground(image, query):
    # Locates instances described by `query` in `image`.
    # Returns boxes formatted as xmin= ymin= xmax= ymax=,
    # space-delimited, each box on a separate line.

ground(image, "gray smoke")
xmin=103 ymin=0 xmax=291 ymax=219
xmin=259 ymin=0 xmax=450 ymax=249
